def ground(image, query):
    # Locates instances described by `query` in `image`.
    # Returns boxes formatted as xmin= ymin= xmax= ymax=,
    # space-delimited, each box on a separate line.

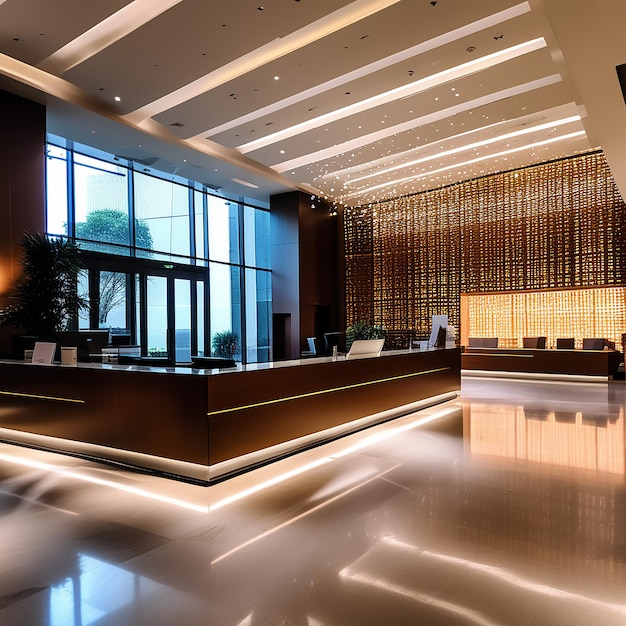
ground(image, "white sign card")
xmin=31 ymin=341 xmax=57 ymax=365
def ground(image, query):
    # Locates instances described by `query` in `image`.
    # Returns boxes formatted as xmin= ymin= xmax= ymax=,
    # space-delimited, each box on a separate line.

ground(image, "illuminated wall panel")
xmin=462 ymin=287 xmax=626 ymax=348
xmin=344 ymin=152 xmax=626 ymax=346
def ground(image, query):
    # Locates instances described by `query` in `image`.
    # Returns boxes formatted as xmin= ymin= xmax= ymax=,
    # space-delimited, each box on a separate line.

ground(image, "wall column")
xmin=270 ymin=191 xmax=343 ymax=360
xmin=0 ymin=90 xmax=46 ymax=355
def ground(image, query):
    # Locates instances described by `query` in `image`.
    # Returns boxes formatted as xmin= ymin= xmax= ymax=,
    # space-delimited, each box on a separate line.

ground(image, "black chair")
xmin=556 ymin=338 xmax=575 ymax=349
xmin=468 ymin=337 xmax=498 ymax=348
xmin=301 ymin=337 xmax=320 ymax=358
xmin=523 ymin=336 xmax=546 ymax=349
xmin=582 ymin=338 xmax=605 ymax=350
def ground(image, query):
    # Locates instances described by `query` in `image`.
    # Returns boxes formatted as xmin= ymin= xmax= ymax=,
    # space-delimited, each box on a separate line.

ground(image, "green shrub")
xmin=345 ymin=321 xmax=385 ymax=351
xmin=212 ymin=330 xmax=239 ymax=359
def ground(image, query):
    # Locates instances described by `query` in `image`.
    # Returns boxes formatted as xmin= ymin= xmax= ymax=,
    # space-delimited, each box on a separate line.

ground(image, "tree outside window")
xmin=75 ymin=209 xmax=153 ymax=325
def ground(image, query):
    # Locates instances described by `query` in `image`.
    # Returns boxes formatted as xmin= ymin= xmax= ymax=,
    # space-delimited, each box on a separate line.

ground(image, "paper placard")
xmin=31 ymin=341 xmax=56 ymax=365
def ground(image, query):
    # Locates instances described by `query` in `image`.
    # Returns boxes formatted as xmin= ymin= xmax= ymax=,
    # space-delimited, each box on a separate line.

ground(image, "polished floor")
xmin=1 ymin=377 xmax=626 ymax=625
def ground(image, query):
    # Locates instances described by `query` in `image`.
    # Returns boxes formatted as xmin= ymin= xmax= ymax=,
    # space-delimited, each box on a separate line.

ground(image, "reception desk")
xmin=0 ymin=348 xmax=460 ymax=483
xmin=462 ymin=347 xmax=622 ymax=381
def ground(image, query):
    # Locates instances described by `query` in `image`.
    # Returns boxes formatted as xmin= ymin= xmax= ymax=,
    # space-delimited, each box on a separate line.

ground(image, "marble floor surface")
xmin=1 ymin=377 xmax=625 ymax=625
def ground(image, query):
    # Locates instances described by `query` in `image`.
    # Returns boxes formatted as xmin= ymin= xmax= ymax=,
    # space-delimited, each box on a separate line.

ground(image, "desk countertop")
xmin=1 ymin=347 xmax=452 ymax=377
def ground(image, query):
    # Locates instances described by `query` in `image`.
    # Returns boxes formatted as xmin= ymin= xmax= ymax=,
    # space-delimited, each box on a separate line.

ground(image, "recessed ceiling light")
xmin=274 ymin=75 xmax=279 ymax=80
xmin=114 ymin=96 xmax=121 ymax=102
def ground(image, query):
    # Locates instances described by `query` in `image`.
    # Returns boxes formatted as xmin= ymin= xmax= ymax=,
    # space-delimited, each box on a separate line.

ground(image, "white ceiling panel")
xmin=0 ymin=0 xmax=623 ymax=206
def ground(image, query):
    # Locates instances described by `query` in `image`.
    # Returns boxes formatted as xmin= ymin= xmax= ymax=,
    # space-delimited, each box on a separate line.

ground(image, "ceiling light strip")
xmin=238 ymin=37 xmax=547 ymax=154
xmin=321 ymin=102 xmax=582 ymax=180
xmin=127 ymin=0 xmax=402 ymax=122
xmin=341 ymin=130 xmax=587 ymax=200
xmin=39 ymin=0 xmax=185 ymax=74
xmin=343 ymin=115 xmax=581 ymax=185
xmin=200 ymin=2 xmax=532 ymax=139
xmin=273 ymin=74 xmax=562 ymax=172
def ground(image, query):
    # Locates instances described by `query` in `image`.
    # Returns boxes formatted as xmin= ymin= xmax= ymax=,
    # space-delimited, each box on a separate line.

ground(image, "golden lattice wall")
xmin=344 ymin=152 xmax=626 ymax=348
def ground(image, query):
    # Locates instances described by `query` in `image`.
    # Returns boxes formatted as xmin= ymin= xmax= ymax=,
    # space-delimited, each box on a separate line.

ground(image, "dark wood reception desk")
xmin=462 ymin=347 xmax=622 ymax=380
xmin=0 ymin=348 xmax=460 ymax=483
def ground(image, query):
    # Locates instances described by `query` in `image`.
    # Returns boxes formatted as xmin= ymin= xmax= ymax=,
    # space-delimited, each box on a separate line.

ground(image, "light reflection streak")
xmin=0 ymin=404 xmax=457 ymax=514
xmin=0 ymin=452 xmax=208 ymax=513
xmin=209 ymin=405 xmax=459 ymax=511
xmin=209 ymin=457 xmax=333 ymax=511
xmin=331 ymin=406 xmax=459 ymax=458
xmin=372 ymin=537 xmax=626 ymax=618
xmin=340 ymin=569 xmax=499 ymax=626
xmin=211 ymin=464 xmax=401 ymax=565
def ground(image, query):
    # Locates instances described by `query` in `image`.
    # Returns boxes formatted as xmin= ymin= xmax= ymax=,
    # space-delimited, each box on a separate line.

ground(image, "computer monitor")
xmin=523 ymin=337 xmax=547 ymax=349
xmin=324 ymin=332 xmax=343 ymax=356
xmin=53 ymin=330 xmax=110 ymax=361
xmin=434 ymin=326 xmax=447 ymax=348
xmin=110 ymin=333 xmax=131 ymax=347
xmin=556 ymin=338 xmax=575 ymax=349
xmin=468 ymin=337 xmax=498 ymax=348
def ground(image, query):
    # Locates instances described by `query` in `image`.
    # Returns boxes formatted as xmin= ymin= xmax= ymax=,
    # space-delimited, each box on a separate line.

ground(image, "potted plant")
xmin=212 ymin=330 xmax=239 ymax=359
xmin=0 ymin=232 xmax=86 ymax=351
xmin=345 ymin=320 xmax=385 ymax=351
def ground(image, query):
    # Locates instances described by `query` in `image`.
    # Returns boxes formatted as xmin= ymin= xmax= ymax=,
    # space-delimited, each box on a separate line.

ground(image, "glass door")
xmin=174 ymin=278 xmax=191 ymax=363
xmin=146 ymin=275 xmax=168 ymax=358
xmin=140 ymin=272 xmax=206 ymax=364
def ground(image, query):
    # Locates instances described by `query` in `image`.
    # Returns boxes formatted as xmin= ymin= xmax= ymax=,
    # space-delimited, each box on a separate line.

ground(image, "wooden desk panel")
xmin=207 ymin=349 xmax=460 ymax=466
xmin=462 ymin=347 xmax=622 ymax=378
xmin=0 ymin=349 xmax=460 ymax=482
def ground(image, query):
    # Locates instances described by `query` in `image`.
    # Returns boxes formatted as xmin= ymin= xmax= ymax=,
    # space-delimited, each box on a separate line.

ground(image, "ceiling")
xmin=1 ymin=0 xmax=626 ymax=208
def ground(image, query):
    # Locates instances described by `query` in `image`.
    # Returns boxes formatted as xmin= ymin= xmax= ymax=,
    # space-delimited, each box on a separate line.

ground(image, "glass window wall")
xmin=46 ymin=145 xmax=68 ymax=237
xmin=73 ymin=153 xmax=130 ymax=255
xmin=134 ymin=172 xmax=190 ymax=261
xmin=45 ymin=139 xmax=271 ymax=363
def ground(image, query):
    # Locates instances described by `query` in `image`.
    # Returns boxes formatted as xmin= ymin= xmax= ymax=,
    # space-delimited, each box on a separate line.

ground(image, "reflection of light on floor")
xmin=341 ymin=536 xmax=626 ymax=620
xmin=341 ymin=569 xmax=498 ymax=626
xmin=211 ymin=464 xmax=401 ymax=565
xmin=236 ymin=614 xmax=325 ymax=626
xmin=0 ymin=403 xmax=458 ymax=515
xmin=0 ymin=452 xmax=208 ymax=513
xmin=209 ymin=457 xmax=332 ymax=511
xmin=209 ymin=405 xmax=459 ymax=511
xmin=331 ymin=406 xmax=459 ymax=458
xmin=469 ymin=403 xmax=625 ymax=474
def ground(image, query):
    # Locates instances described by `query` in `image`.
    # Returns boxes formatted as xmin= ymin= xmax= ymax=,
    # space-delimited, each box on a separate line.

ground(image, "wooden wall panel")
xmin=344 ymin=152 xmax=626 ymax=346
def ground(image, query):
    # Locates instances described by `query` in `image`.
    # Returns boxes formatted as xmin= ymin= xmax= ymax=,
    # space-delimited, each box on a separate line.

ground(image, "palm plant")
xmin=0 ymin=232 xmax=86 ymax=340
